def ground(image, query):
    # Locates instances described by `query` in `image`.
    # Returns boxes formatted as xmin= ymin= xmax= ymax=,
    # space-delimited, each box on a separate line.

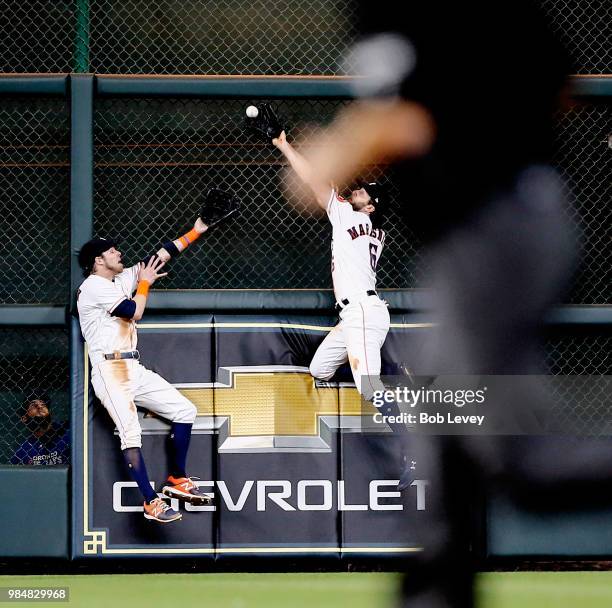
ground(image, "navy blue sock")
xmin=379 ymin=399 xmax=413 ymax=467
xmin=168 ymin=422 xmax=192 ymax=478
xmin=122 ymin=447 xmax=157 ymax=503
xmin=380 ymin=399 xmax=409 ymax=437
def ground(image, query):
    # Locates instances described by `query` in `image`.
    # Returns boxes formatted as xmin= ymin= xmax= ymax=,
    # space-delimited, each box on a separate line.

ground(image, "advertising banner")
xmin=72 ymin=314 xmax=432 ymax=558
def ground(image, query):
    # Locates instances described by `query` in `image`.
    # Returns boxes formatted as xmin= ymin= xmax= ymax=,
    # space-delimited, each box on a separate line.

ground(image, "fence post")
xmin=70 ymin=74 xmax=94 ymax=312
xmin=74 ymin=0 xmax=90 ymax=73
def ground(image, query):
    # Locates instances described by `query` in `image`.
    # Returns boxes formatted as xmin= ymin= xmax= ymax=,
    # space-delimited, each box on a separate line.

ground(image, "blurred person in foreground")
xmin=282 ymin=2 xmax=582 ymax=607
xmin=11 ymin=397 xmax=70 ymax=466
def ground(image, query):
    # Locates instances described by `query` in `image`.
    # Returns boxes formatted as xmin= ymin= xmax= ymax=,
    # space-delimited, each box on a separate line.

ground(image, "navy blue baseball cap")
xmin=78 ymin=237 xmax=117 ymax=273
xmin=361 ymin=181 xmax=385 ymax=207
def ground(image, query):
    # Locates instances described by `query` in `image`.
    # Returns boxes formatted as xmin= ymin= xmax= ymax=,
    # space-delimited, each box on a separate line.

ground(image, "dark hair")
xmin=369 ymin=204 xmax=387 ymax=230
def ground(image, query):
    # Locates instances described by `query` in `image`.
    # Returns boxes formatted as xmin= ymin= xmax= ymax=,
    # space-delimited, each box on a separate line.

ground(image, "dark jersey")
xmin=11 ymin=423 xmax=70 ymax=466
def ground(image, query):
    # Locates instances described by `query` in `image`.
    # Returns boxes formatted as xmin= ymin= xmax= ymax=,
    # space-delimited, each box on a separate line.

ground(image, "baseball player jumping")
xmin=77 ymin=218 xmax=212 ymax=524
xmin=273 ymin=131 xmax=413 ymax=487
xmin=274 ymin=131 xmax=389 ymax=397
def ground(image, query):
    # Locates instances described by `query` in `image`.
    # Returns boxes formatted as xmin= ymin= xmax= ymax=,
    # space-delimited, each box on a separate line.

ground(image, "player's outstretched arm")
xmin=155 ymin=217 xmax=209 ymax=263
xmin=302 ymin=100 xmax=434 ymax=191
xmin=273 ymin=131 xmax=331 ymax=210
xmin=132 ymin=256 xmax=168 ymax=321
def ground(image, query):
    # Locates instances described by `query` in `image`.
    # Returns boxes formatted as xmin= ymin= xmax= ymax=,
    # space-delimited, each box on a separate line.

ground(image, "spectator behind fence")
xmin=11 ymin=398 xmax=69 ymax=466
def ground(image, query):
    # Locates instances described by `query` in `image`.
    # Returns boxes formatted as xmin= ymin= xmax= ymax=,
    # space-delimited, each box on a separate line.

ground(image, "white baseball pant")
xmin=91 ymin=359 xmax=197 ymax=450
xmin=309 ymin=295 xmax=390 ymax=400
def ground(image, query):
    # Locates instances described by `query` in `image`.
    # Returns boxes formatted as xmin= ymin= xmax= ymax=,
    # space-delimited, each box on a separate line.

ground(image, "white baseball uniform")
xmin=77 ymin=265 xmax=196 ymax=450
xmin=309 ymin=189 xmax=390 ymax=399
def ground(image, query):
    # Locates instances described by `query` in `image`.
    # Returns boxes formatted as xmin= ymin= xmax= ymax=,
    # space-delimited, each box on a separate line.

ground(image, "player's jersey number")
xmin=369 ymin=243 xmax=379 ymax=271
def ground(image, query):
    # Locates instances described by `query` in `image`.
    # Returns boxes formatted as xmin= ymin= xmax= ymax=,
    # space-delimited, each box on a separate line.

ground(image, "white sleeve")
xmin=81 ymin=281 xmax=128 ymax=315
xmin=326 ymin=189 xmax=351 ymax=225
xmin=116 ymin=264 xmax=140 ymax=295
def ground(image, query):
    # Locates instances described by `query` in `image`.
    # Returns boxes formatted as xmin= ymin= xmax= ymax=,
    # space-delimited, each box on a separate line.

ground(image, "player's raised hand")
xmin=138 ymin=256 xmax=168 ymax=286
xmin=194 ymin=217 xmax=209 ymax=234
xmin=272 ymin=130 xmax=287 ymax=150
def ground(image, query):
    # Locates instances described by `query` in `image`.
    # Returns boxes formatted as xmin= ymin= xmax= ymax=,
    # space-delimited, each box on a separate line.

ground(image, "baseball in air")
xmin=246 ymin=105 xmax=259 ymax=118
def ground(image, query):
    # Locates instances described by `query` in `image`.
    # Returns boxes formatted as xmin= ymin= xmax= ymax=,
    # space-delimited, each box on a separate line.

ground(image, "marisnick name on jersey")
xmin=346 ymin=224 xmax=386 ymax=244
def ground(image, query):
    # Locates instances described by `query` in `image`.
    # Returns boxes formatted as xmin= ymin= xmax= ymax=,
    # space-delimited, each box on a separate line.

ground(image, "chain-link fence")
xmin=0 ymin=1 xmax=78 ymax=73
xmin=93 ymin=96 xmax=608 ymax=299
xmin=0 ymin=1 xmax=610 ymax=75
xmin=540 ymin=0 xmax=612 ymax=74
xmin=0 ymin=328 xmax=70 ymax=465
xmin=0 ymin=0 xmax=356 ymax=75
xmin=93 ymin=97 xmax=421 ymax=289
xmin=89 ymin=0 xmax=357 ymax=75
xmin=554 ymin=103 xmax=612 ymax=304
xmin=545 ymin=331 xmax=612 ymax=435
xmin=554 ymin=102 xmax=611 ymax=304
xmin=0 ymin=94 xmax=606 ymax=300
xmin=547 ymin=332 xmax=612 ymax=376
xmin=0 ymin=97 xmax=70 ymax=304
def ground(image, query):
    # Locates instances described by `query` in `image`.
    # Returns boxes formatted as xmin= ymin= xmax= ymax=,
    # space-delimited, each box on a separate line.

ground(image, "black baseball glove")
xmin=245 ymin=102 xmax=287 ymax=143
xmin=199 ymin=188 xmax=241 ymax=227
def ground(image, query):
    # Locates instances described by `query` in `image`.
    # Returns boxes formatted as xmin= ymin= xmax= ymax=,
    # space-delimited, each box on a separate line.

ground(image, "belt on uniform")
xmin=335 ymin=290 xmax=377 ymax=312
xmin=103 ymin=350 xmax=140 ymax=361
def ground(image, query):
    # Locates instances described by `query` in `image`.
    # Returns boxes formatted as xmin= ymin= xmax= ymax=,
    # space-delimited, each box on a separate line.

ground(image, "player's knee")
xmin=309 ymin=360 xmax=334 ymax=381
xmin=121 ymin=428 xmax=142 ymax=450
xmin=173 ymin=401 xmax=197 ymax=424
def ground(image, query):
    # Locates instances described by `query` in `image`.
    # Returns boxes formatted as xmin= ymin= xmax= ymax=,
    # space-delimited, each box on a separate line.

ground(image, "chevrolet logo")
xmin=139 ymin=366 xmax=380 ymax=453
